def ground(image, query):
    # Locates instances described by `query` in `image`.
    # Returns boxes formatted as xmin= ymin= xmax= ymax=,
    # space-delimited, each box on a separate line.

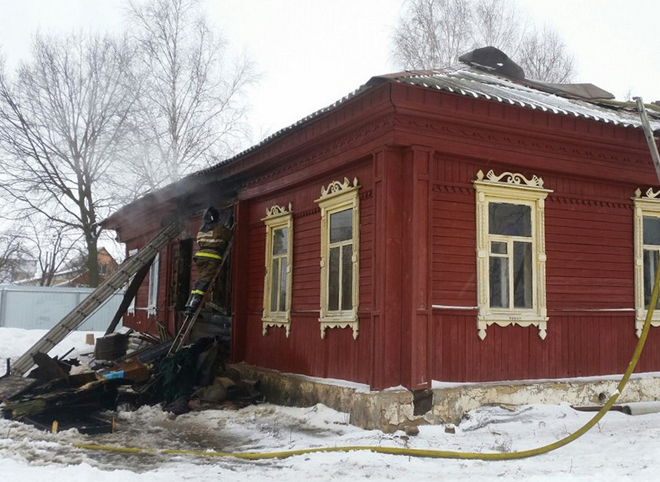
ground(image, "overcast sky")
xmin=1 ymin=0 xmax=659 ymax=147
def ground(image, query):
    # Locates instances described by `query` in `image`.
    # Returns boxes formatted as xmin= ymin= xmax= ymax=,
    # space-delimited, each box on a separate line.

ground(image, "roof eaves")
xmin=102 ymin=81 xmax=381 ymax=228
xmin=189 ymin=81 xmax=379 ymax=179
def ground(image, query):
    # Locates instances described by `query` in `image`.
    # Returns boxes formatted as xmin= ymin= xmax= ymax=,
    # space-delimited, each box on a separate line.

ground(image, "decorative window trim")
xmin=315 ymin=177 xmax=360 ymax=339
xmin=474 ymin=170 xmax=552 ymax=340
xmin=262 ymin=203 xmax=294 ymax=337
xmin=633 ymin=188 xmax=660 ymax=337
xmin=147 ymin=252 xmax=160 ymax=316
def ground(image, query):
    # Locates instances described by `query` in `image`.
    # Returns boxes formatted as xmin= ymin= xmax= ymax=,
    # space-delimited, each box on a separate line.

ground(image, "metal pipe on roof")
xmin=635 ymin=97 xmax=660 ymax=184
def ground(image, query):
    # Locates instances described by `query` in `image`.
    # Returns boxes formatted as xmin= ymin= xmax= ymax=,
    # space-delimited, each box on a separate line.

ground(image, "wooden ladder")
xmin=167 ymin=240 xmax=233 ymax=356
xmin=10 ymin=220 xmax=182 ymax=377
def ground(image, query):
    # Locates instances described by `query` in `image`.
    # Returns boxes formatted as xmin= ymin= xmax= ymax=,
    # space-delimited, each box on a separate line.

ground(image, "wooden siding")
xmin=237 ymin=161 xmax=375 ymax=384
xmin=430 ymin=151 xmax=649 ymax=382
xmin=432 ymin=155 xmax=479 ymax=309
xmin=431 ymin=313 xmax=660 ymax=381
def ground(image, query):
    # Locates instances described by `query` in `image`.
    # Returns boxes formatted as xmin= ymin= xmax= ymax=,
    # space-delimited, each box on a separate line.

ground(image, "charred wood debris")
xmin=0 ymin=331 xmax=264 ymax=434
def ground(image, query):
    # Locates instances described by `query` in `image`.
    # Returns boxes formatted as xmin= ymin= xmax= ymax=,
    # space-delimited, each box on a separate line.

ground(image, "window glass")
xmin=513 ymin=241 xmax=533 ymax=308
xmin=489 ymin=203 xmax=531 ymax=237
xmin=270 ymin=259 xmax=279 ymax=312
xmin=341 ymin=245 xmax=353 ymax=310
xmin=487 ymin=203 xmax=534 ymax=311
xmin=491 ymin=241 xmax=507 ymax=254
xmin=642 ymin=217 xmax=660 ymax=309
xmin=279 ymin=258 xmax=287 ymax=311
xmin=273 ymin=227 xmax=288 ymax=255
xmin=330 ymin=209 xmax=353 ymax=243
xmin=328 ymin=246 xmax=340 ymax=311
xmin=643 ymin=217 xmax=660 ymax=245
xmin=644 ymin=250 xmax=660 ymax=309
xmin=489 ymin=256 xmax=508 ymax=308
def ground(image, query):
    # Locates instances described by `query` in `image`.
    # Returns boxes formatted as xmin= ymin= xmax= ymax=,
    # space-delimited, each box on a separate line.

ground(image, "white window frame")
xmin=147 ymin=252 xmax=160 ymax=316
xmin=633 ymin=188 xmax=660 ymax=337
xmin=127 ymin=248 xmax=138 ymax=315
xmin=315 ymin=177 xmax=360 ymax=339
xmin=474 ymin=170 xmax=551 ymax=340
xmin=262 ymin=203 xmax=294 ymax=337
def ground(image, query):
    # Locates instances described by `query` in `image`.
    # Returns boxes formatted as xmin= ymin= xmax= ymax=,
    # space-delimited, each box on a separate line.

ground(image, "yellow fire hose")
xmin=71 ymin=262 xmax=660 ymax=461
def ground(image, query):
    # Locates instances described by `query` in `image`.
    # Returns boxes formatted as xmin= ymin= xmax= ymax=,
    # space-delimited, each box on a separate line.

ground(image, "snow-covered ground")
xmin=1 ymin=327 xmax=660 ymax=481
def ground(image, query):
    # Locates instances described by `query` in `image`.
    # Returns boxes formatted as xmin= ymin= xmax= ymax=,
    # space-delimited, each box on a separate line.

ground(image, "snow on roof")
xmin=104 ymin=62 xmax=660 ymax=226
xmin=391 ymin=65 xmax=660 ymax=130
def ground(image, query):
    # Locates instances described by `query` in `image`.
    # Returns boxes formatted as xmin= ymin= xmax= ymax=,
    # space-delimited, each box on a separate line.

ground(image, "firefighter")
xmin=183 ymin=206 xmax=233 ymax=315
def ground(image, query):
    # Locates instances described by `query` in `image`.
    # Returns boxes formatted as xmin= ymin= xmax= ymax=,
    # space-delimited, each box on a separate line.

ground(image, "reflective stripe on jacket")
xmin=195 ymin=251 xmax=222 ymax=260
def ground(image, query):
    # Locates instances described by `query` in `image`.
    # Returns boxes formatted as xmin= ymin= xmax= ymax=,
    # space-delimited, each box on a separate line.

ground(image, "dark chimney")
xmin=458 ymin=46 xmax=525 ymax=80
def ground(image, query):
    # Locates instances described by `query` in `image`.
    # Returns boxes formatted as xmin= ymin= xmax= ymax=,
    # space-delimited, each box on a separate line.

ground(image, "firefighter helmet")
xmin=201 ymin=206 xmax=220 ymax=232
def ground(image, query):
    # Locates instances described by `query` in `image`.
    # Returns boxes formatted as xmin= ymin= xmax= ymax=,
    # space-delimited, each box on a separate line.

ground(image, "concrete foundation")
xmin=235 ymin=364 xmax=660 ymax=432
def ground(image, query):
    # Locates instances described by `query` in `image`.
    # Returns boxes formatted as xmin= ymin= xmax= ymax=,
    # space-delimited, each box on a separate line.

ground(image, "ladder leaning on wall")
xmin=9 ymin=219 xmax=182 ymax=377
xmin=167 ymin=239 xmax=233 ymax=356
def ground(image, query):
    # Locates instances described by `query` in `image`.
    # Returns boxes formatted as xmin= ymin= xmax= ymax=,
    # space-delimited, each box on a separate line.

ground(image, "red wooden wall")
xmin=430 ymin=152 xmax=660 ymax=382
xmin=237 ymin=160 xmax=375 ymax=385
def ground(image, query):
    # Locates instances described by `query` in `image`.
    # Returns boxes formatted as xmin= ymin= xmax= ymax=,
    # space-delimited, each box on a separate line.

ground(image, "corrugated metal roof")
xmin=103 ymin=63 xmax=660 ymax=226
xmin=391 ymin=66 xmax=660 ymax=130
xmin=195 ymin=63 xmax=660 ymax=178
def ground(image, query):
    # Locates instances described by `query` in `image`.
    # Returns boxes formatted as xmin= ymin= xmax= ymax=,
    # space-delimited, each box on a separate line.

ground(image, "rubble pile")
xmin=0 ymin=333 xmax=264 ymax=434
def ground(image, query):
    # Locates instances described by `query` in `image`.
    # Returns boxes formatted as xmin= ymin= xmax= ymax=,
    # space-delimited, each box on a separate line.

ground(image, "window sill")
xmin=319 ymin=314 xmax=358 ymax=340
xmin=478 ymin=311 xmax=548 ymax=340
xmin=635 ymin=314 xmax=660 ymax=338
xmin=262 ymin=316 xmax=291 ymax=337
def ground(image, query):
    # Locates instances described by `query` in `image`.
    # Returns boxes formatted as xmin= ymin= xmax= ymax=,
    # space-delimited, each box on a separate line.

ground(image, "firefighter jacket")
xmin=195 ymin=223 xmax=232 ymax=261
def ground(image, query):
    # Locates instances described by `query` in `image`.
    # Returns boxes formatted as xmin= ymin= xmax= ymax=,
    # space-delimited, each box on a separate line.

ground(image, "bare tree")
xmin=469 ymin=0 xmax=525 ymax=56
xmin=23 ymin=220 xmax=82 ymax=287
xmin=0 ymin=230 xmax=29 ymax=283
xmin=392 ymin=0 xmax=576 ymax=83
xmin=392 ymin=0 xmax=472 ymax=69
xmin=126 ymin=0 xmax=258 ymax=189
xmin=0 ymin=33 xmax=137 ymax=287
xmin=516 ymin=25 xmax=575 ymax=84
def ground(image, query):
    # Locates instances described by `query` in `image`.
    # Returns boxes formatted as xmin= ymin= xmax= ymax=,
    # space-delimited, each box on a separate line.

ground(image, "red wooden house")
xmin=103 ymin=48 xmax=660 ymax=395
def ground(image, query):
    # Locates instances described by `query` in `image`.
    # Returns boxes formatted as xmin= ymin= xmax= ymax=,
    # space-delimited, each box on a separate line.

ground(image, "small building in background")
xmin=17 ymin=247 xmax=118 ymax=288
xmin=7 ymin=259 xmax=38 ymax=283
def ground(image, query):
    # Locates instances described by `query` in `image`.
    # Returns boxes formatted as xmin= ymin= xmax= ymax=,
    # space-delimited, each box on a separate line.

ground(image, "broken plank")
xmin=0 ymin=376 xmax=38 ymax=402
